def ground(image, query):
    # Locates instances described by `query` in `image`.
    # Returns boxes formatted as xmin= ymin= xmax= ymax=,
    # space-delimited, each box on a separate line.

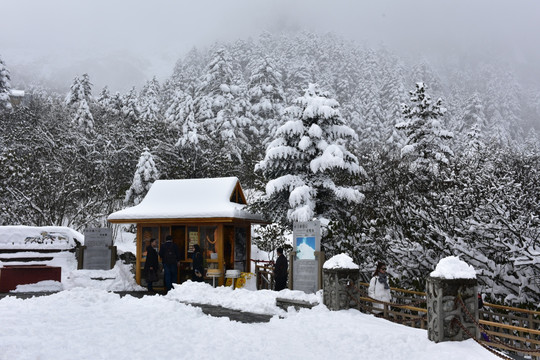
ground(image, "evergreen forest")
xmin=1 ymin=32 xmax=539 ymax=306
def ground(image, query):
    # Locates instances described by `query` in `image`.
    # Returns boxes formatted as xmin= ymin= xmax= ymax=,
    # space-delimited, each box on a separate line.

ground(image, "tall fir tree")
xmin=461 ymin=92 xmax=487 ymax=131
xmin=166 ymin=90 xmax=203 ymax=147
xmin=256 ymin=83 xmax=364 ymax=224
xmin=139 ymin=77 xmax=162 ymax=123
xmin=396 ymin=82 xmax=454 ymax=178
xmin=379 ymin=63 xmax=407 ymax=147
xmin=247 ymin=55 xmax=285 ymax=145
xmin=97 ymin=86 xmax=112 ymax=109
xmin=122 ymin=87 xmax=141 ymax=126
xmin=65 ymin=74 xmax=95 ymax=135
xmin=195 ymin=48 xmax=251 ymax=163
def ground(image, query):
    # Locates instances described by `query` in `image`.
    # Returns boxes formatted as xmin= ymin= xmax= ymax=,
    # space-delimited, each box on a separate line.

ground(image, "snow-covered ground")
xmin=0 ymin=281 xmax=499 ymax=360
xmin=0 ymin=226 xmax=500 ymax=359
xmin=0 ymin=225 xmax=143 ymax=291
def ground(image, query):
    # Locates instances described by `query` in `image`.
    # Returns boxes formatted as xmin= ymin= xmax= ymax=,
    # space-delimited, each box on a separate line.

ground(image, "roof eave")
xmin=108 ymin=216 xmax=267 ymax=225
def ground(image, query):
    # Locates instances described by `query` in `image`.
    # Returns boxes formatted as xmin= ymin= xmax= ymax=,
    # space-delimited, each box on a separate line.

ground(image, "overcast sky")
xmin=1 ymin=0 xmax=539 ymax=92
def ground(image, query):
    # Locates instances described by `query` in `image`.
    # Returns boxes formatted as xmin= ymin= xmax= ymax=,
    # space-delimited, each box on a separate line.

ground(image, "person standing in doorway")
xmin=143 ymin=238 xmax=159 ymax=293
xmin=159 ymin=235 xmax=180 ymax=293
xmin=192 ymin=244 xmax=204 ymax=282
xmin=274 ymin=247 xmax=288 ymax=291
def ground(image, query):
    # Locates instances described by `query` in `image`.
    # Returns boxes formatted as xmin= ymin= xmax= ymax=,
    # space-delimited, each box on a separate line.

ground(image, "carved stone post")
xmin=426 ymin=276 xmax=478 ymax=342
xmin=323 ymin=267 xmax=359 ymax=311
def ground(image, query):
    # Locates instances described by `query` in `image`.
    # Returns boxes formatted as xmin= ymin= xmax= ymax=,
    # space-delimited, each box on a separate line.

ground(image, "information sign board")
xmin=292 ymin=221 xmax=321 ymax=293
xmin=82 ymin=228 xmax=114 ymax=270
xmin=84 ymin=228 xmax=112 ymax=247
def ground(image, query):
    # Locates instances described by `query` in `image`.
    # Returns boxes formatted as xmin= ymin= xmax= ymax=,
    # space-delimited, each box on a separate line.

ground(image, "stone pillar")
xmin=323 ymin=268 xmax=359 ymax=311
xmin=426 ymin=276 xmax=478 ymax=342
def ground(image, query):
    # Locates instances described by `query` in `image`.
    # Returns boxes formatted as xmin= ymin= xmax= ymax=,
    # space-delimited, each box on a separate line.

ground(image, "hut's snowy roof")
xmin=108 ymin=177 xmax=263 ymax=222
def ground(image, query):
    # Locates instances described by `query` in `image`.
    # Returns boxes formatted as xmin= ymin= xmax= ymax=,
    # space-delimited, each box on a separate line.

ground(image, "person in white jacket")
xmin=368 ymin=262 xmax=391 ymax=314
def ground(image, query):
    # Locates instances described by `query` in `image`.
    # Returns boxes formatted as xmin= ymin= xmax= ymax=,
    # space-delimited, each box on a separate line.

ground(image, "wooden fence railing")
xmin=252 ymin=265 xmax=540 ymax=358
xmin=478 ymin=303 xmax=540 ymax=359
xmin=352 ymin=282 xmax=540 ymax=359
xmin=351 ymin=282 xmax=427 ymax=329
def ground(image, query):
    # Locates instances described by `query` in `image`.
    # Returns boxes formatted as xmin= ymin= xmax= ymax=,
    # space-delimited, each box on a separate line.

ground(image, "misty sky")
xmin=1 ymin=0 xmax=539 ymax=92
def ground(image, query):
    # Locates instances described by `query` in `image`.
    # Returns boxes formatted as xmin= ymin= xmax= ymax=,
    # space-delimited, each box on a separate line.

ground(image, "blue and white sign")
xmin=295 ymin=236 xmax=316 ymax=260
xmin=292 ymin=221 xmax=321 ymax=293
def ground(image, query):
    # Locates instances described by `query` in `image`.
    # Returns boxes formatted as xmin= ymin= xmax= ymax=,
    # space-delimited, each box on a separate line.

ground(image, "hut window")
xmin=187 ymin=226 xmax=198 ymax=255
xmin=142 ymin=227 xmax=159 ymax=255
xmin=234 ymin=227 xmax=247 ymax=271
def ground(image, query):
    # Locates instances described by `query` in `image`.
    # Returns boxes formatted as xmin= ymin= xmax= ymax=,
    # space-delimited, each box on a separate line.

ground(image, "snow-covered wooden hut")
xmin=107 ymin=177 xmax=264 ymax=287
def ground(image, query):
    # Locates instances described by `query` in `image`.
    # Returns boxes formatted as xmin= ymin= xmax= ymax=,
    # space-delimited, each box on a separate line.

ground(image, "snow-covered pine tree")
xmin=247 ymin=55 xmax=285 ymax=145
xmin=80 ymin=73 xmax=93 ymax=103
xmin=483 ymin=70 xmax=512 ymax=145
xmin=122 ymin=87 xmax=141 ymax=124
xmin=109 ymin=92 xmax=123 ymax=116
xmin=256 ymin=83 xmax=364 ymax=224
xmin=461 ymin=92 xmax=487 ymax=131
xmin=522 ymin=128 xmax=540 ymax=156
xmin=65 ymin=73 xmax=93 ymax=105
xmin=284 ymin=57 xmax=314 ymax=102
xmin=396 ymin=82 xmax=454 ymax=178
xmin=379 ymin=64 xmax=407 ymax=147
xmin=500 ymin=71 xmax=523 ymax=139
xmin=534 ymin=91 xmax=540 ymax=123
xmin=231 ymin=38 xmax=254 ymax=79
xmin=165 ymin=90 xmax=203 ymax=147
xmin=409 ymin=60 xmax=442 ymax=96
xmin=124 ymin=147 xmax=159 ymax=206
xmin=74 ymin=99 xmax=95 ymax=135
xmin=171 ymin=47 xmax=204 ymax=98
xmin=195 ymin=48 xmax=251 ymax=162
xmin=65 ymin=74 xmax=94 ymax=135
xmin=358 ymin=80 xmax=385 ymax=147
xmin=464 ymin=123 xmax=485 ymax=157
xmin=97 ymin=86 xmax=111 ymax=108
xmin=361 ymin=48 xmax=383 ymax=85
xmin=452 ymin=92 xmax=488 ymax=155
xmin=159 ymin=87 xmax=211 ymax=179
xmin=0 ymin=56 xmax=12 ymax=114
xmin=65 ymin=76 xmax=82 ymax=107
xmin=165 ymin=89 xmax=185 ymax=130
xmin=139 ymin=77 xmax=162 ymax=123
xmin=324 ymin=41 xmax=360 ymax=108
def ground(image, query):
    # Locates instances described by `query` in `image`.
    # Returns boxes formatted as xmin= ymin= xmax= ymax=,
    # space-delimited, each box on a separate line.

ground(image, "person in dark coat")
xmin=192 ymin=244 xmax=204 ymax=282
xmin=143 ymin=238 xmax=159 ymax=293
xmin=159 ymin=235 xmax=180 ymax=292
xmin=273 ymin=247 xmax=288 ymax=291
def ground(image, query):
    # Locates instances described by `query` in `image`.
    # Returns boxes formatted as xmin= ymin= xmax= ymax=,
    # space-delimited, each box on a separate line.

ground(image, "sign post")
xmin=292 ymin=220 xmax=322 ymax=293
xmin=80 ymin=228 xmax=115 ymax=270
